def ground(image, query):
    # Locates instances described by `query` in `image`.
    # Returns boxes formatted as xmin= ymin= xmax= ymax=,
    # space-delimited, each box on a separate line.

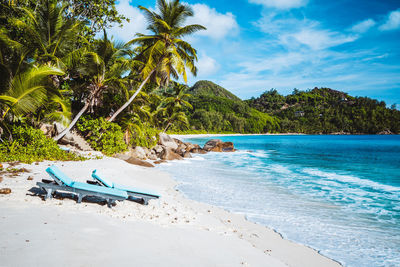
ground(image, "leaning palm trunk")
xmin=53 ymin=101 xmax=90 ymax=141
xmin=163 ymin=122 xmax=172 ymax=133
xmin=107 ymin=69 xmax=155 ymax=122
xmin=53 ymin=81 xmax=105 ymax=141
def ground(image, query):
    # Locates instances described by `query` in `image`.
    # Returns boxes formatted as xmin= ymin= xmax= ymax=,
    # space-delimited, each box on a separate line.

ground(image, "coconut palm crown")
xmin=108 ymin=0 xmax=205 ymax=122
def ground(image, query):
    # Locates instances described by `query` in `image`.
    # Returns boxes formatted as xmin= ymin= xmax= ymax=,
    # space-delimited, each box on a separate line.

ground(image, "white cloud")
xmin=239 ymin=52 xmax=307 ymax=73
xmin=254 ymin=12 xmax=358 ymax=50
xmin=196 ymin=54 xmax=220 ymax=76
xmin=186 ymin=4 xmax=239 ymax=40
xmin=249 ymin=0 xmax=308 ymax=9
xmin=361 ymin=53 xmax=389 ymax=61
xmin=379 ymin=9 xmax=400 ymax=31
xmin=283 ymin=28 xmax=357 ymax=50
xmin=350 ymin=19 xmax=376 ymax=33
xmin=108 ymin=2 xmax=238 ymax=41
xmin=107 ymin=0 xmax=148 ymax=42
xmin=253 ymin=12 xmax=300 ymax=34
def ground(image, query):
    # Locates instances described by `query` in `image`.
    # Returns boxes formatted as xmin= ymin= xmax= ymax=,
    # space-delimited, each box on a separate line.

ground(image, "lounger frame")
xmin=37 ymin=173 xmax=126 ymax=208
xmin=89 ymin=179 xmax=159 ymax=205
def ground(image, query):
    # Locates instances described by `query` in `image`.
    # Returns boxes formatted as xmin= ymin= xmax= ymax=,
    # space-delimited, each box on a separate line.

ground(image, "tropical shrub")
xmin=76 ymin=116 xmax=127 ymax=155
xmin=129 ymin=123 xmax=159 ymax=149
xmin=0 ymin=125 xmax=84 ymax=163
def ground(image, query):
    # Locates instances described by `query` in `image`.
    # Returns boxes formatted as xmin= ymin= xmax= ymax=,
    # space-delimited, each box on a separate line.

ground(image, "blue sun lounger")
xmin=36 ymin=165 xmax=128 ymax=207
xmin=91 ymin=169 xmax=160 ymax=205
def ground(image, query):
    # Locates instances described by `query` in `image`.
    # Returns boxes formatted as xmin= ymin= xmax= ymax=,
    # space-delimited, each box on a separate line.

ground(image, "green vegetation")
xmin=0 ymin=125 xmax=84 ymax=163
xmin=188 ymin=80 xmax=241 ymax=101
xmin=246 ymin=88 xmax=400 ymax=134
xmin=128 ymin=123 xmax=159 ymax=149
xmin=0 ymin=0 xmax=206 ymax=161
xmin=107 ymin=0 xmax=206 ymax=122
xmin=183 ymin=81 xmax=280 ymax=133
xmin=187 ymin=95 xmax=280 ymax=133
xmin=160 ymin=84 xmax=193 ymax=132
xmin=76 ymin=117 xmax=127 ymax=156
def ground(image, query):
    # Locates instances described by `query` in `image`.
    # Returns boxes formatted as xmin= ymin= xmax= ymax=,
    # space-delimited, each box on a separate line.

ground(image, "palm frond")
xmin=0 ymin=65 xmax=64 ymax=118
xmin=45 ymin=95 xmax=72 ymax=126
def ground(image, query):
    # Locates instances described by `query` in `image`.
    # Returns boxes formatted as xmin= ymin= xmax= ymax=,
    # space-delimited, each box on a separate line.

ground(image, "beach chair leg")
xmin=107 ymin=199 xmax=112 ymax=208
xmin=45 ymin=189 xmax=53 ymax=200
xmin=77 ymin=194 xmax=83 ymax=203
xmin=142 ymin=198 xmax=149 ymax=205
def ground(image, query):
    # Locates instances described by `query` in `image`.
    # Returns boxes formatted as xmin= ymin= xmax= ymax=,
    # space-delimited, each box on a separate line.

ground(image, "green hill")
xmin=188 ymin=80 xmax=241 ymax=101
xmin=246 ymin=88 xmax=400 ymax=134
xmin=184 ymin=81 xmax=279 ymax=133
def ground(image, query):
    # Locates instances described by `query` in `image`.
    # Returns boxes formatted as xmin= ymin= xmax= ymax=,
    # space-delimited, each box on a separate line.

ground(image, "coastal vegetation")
xmin=175 ymin=80 xmax=399 ymax=135
xmin=0 ymin=125 xmax=84 ymax=163
xmin=0 ymin=0 xmax=206 ymax=162
xmin=246 ymin=88 xmax=400 ymax=134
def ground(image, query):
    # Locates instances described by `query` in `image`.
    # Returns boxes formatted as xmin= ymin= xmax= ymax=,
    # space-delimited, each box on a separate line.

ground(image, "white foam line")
xmin=302 ymin=168 xmax=400 ymax=193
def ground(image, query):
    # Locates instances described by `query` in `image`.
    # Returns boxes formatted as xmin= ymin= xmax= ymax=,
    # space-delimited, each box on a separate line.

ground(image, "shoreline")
xmin=170 ymin=133 xmax=399 ymax=139
xmin=0 ymin=156 xmax=340 ymax=266
xmin=175 ymin=179 xmax=343 ymax=267
xmin=170 ymin=133 xmax=306 ymax=138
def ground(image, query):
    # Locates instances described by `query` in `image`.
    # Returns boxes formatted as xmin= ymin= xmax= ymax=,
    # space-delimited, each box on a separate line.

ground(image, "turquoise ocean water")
xmin=156 ymin=135 xmax=400 ymax=266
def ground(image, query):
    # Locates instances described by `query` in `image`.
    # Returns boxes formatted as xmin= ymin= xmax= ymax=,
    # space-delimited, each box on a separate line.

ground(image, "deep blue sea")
xmin=156 ymin=135 xmax=400 ymax=267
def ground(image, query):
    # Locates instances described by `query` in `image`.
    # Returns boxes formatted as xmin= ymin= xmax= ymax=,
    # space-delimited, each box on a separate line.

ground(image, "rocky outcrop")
xmin=114 ymin=152 xmax=131 ymax=161
xmin=183 ymin=151 xmax=192 ymax=158
xmin=39 ymin=123 xmax=56 ymax=137
xmin=203 ymin=139 xmax=235 ymax=152
xmin=130 ymin=146 xmax=147 ymax=160
xmin=173 ymin=138 xmax=184 ymax=146
xmin=113 ymin=133 xmax=235 ymax=165
xmin=125 ymin=157 xmax=155 ymax=168
xmin=378 ymin=129 xmax=393 ymax=135
xmin=185 ymin=143 xmax=198 ymax=151
xmin=184 ymin=143 xmax=205 ymax=154
xmin=148 ymin=152 xmax=157 ymax=160
xmin=331 ymin=131 xmax=350 ymax=135
xmin=153 ymin=145 xmax=164 ymax=157
xmin=160 ymin=147 xmax=183 ymax=160
xmin=190 ymin=147 xmax=207 ymax=154
xmin=159 ymin=133 xmax=178 ymax=150
xmin=203 ymin=139 xmax=221 ymax=151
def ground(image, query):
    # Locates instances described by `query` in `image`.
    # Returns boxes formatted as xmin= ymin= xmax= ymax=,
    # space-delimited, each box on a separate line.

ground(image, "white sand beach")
xmin=0 ymin=157 xmax=340 ymax=267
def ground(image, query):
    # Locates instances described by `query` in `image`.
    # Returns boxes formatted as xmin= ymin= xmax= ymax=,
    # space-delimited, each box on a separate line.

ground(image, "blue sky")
xmin=109 ymin=0 xmax=400 ymax=106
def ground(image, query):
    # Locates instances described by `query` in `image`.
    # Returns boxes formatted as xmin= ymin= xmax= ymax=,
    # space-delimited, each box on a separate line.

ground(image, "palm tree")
xmin=160 ymin=84 xmax=192 ymax=132
xmin=0 ymin=65 xmax=64 ymax=121
xmin=118 ymin=91 xmax=153 ymax=145
xmin=8 ymin=0 xmax=83 ymax=68
xmin=107 ymin=0 xmax=205 ymax=122
xmin=0 ymin=27 xmax=30 ymax=94
xmin=42 ymin=95 xmax=72 ymax=126
xmin=0 ymin=19 xmax=71 ymax=130
xmin=53 ymin=32 xmax=129 ymax=141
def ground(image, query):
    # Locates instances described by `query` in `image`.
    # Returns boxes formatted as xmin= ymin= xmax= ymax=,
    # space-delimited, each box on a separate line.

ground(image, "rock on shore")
xmin=203 ymin=139 xmax=235 ymax=152
xmin=116 ymin=133 xmax=236 ymax=167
